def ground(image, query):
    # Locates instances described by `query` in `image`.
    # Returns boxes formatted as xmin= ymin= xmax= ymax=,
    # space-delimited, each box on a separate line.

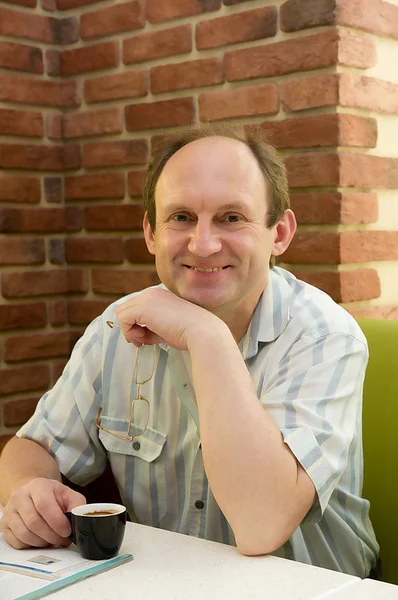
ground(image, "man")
xmin=0 ymin=124 xmax=378 ymax=577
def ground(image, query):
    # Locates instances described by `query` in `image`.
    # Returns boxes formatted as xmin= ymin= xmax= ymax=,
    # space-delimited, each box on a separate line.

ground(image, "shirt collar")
xmin=239 ymin=267 xmax=294 ymax=360
xmin=160 ymin=268 xmax=294 ymax=359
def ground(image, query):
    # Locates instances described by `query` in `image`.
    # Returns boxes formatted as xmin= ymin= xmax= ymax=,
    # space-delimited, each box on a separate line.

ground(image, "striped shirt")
xmin=18 ymin=267 xmax=379 ymax=577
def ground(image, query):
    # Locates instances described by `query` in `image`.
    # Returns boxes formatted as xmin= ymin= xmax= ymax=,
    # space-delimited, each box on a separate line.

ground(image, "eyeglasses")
xmin=95 ymin=321 xmax=155 ymax=442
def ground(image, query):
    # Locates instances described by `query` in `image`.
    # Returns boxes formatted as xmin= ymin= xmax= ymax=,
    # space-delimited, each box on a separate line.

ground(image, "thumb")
xmin=56 ymin=483 xmax=86 ymax=512
xmin=64 ymin=489 xmax=87 ymax=512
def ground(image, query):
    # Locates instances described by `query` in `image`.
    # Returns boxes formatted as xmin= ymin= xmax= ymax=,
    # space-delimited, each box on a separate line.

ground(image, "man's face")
xmin=144 ymin=137 xmax=283 ymax=321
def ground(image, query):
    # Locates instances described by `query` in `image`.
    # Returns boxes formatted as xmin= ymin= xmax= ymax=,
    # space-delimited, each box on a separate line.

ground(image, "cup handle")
xmin=64 ymin=512 xmax=75 ymax=543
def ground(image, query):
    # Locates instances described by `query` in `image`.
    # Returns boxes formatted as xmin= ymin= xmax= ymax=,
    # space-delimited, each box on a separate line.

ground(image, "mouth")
xmin=184 ymin=265 xmax=230 ymax=273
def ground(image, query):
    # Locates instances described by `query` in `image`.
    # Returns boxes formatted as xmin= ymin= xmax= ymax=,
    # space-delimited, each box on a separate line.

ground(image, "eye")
xmin=223 ymin=214 xmax=242 ymax=223
xmin=172 ymin=214 xmax=189 ymax=222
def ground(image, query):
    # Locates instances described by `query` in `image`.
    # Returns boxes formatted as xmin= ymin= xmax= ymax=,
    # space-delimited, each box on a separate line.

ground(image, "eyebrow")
xmin=163 ymin=202 xmax=248 ymax=214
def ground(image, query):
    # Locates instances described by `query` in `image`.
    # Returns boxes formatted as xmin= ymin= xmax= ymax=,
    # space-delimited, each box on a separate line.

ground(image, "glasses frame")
xmin=95 ymin=321 xmax=155 ymax=443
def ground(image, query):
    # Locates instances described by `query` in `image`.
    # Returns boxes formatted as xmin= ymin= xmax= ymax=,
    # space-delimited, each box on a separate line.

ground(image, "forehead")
xmin=155 ymin=136 xmax=267 ymax=208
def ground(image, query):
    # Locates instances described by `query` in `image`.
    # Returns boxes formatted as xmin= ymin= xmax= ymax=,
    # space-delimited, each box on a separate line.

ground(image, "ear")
xmin=272 ymin=209 xmax=297 ymax=257
xmin=143 ymin=211 xmax=156 ymax=255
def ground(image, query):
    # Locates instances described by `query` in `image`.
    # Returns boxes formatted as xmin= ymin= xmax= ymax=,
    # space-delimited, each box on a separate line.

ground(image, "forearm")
xmin=189 ymin=324 xmax=313 ymax=555
xmin=0 ymin=437 xmax=61 ymax=505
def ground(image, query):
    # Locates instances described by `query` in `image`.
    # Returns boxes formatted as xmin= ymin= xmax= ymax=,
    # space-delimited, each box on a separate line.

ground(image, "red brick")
xmin=85 ymin=204 xmax=145 ymax=230
xmin=124 ymin=25 xmax=191 ymax=65
xmin=65 ymin=173 xmax=125 ymax=201
xmin=84 ymin=70 xmax=148 ymax=104
xmin=0 ymin=9 xmax=77 ymax=45
xmin=42 ymin=0 xmax=57 ymax=10
xmin=0 ymin=74 xmax=79 ymax=108
xmin=340 ymin=154 xmax=398 ymax=189
xmin=2 ymin=0 xmax=37 ymax=6
xmin=124 ymin=238 xmax=154 ymax=264
xmin=65 ymin=238 xmax=124 ymax=263
xmin=2 ymin=269 xmax=88 ymax=298
xmin=0 ymin=239 xmax=45 ymax=265
xmin=280 ymin=0 xmax=398 ymax=39
xmin=281 ymin=74 xmax=340 ymax=112
xmin=52 ymin=360 xmax=68 ymax=381
xmin=291 ymin=269 xmax=381 ymax=303
xmin=196 ymin=7 xmax=277 ymax=50
xmin=47 ymin=114 xmax=63 ymax=140
xmin=92 ymin=269 xmax=159 ymax=294
xmin=341 ymin=231 xmax=398 ymax=263
xmin=0 ymin=109 xmax=43 ymax=138
xmin=290 ymin=192 xmax=378 ymax=225
xmin=0 ymin=207 xmax=65 ymax=233
xmin=224 ymin=0 xmax=260 ymax=4
xmin=0 ymin=175 xmax=40 ymax=203
xmin=348 ymin=306 xmax=398 ymax=320
xmin=0 ymin=365 xmax=50 ymax=396
xmin=283 ymin=232 xmax=340 ymax=265
xmin=127 ymin=170 xmax=146 ymax=196
xmin=60 ymin=41 xmax=119 ymax=76
xmin=83 ymin=140 xmax=148 ymax=169
xmin=226 ymin=29 xmax=375 ymax=82
xmin=0 ymin=144 xmax=80 ymax=171
xmin=286 ymin=153 xmax=340 ymax=188
xmin=338 ymin=29 xmax=376 ymax=69
xmin=0 ymin=303 xmax=46 ymax=331
xmin=261 ymin=114 xmax=377 ymax=149
xmin=126 ymin=98 xmax=195 ymax=130
xmin=147 ymin=0 xmax=221 ymax=23
xmin=0 ymin=7 xmax=52 ymax=43
xmin=63 ymin=107 xmax=123 ymax=140
xmin=66 ymin=207 xmax=84 ymax=231
xmin=280 ymin=0 xmax=337 ymax=32
xmin=337 ymin=0 xmax=398 ymax=40
xmin=49 ymin=239 xmax=65 ymax=265
xmin=0 ymin=41 xmax=43 ymax=74
xmin=3 ymin=397 xmax=40 ymax=427
xmin=46 ymin=49 xmax=60 ymax=76
xmin=57 ymin=0 xmax=102 ymax=8
xmin=44 ymin=178 xmax=63 ymax=204
xmin=48 ymin=299 xmax=66 ymax=325
xmin=199 ymin=83 xmax=278 ymax=121
xmin=4 ymin=331 xmax=74 ymax=362
xmin=340 ymin=74 xmax=398 ymax=115
xmin=151 ymin=58 xmax=223 ymax=94
xmin=68 ymin=299 xmax=110 ymax=325
xmin=81 ymin=1 xmax=144 ymax=40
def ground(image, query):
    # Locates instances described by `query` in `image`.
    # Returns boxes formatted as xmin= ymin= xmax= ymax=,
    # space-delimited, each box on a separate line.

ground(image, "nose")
xmin=187 ymin=220 xmax=222 ymax=257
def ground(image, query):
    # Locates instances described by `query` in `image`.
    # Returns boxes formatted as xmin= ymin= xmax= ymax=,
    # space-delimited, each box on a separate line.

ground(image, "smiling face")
xmin=143 ymin=136 xmax=295 ymax=334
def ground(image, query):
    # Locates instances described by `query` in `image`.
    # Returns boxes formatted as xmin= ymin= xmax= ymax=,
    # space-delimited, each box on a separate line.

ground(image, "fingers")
xmin=3 ymin=508 xmax=52 ymax=548
xmin=2 ymin=479 xmax=85 ymax=550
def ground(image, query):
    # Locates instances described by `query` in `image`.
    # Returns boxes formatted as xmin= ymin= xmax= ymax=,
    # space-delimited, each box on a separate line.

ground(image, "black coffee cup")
xmin=65 ymin=503 xmax=127 ymax=560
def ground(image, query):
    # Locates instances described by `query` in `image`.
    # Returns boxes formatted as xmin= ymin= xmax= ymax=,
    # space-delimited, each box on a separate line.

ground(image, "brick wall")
xmin=1 ymin=0 xmax=398 ymax=447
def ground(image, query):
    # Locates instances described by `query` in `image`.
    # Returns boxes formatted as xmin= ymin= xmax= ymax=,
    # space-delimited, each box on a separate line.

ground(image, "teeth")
xmin=189 ymin=266 xmax=223 ymax=272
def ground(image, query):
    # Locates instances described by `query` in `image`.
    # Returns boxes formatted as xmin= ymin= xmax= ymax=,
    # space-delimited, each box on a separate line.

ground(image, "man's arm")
xmin=0 ymin=437 xmax=61 ymax=505
xmin=189 ymin=325 xmax=316 ymax=556
xmin=0 ymin=437 xmax=85 ymax=549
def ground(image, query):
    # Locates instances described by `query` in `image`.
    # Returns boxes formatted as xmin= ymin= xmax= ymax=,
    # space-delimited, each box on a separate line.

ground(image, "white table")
xmin=321 ymin=578 xmax=398 ymax=600
xmin=50 ymin=522 xmax=363 ymax=600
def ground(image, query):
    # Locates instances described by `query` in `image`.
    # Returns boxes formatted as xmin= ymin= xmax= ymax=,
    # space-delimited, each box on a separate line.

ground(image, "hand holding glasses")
xmin=95 ymin=321 xmax=155 ymax=442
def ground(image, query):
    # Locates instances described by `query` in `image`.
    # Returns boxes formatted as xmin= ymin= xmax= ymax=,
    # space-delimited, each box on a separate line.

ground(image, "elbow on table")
xmin=235 ymin=525 xmax=291 ymax=557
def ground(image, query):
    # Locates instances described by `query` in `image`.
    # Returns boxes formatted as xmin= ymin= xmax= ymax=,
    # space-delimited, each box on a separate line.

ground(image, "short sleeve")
xmin=17 ymin=317 xmax=108 ymax=486
xmin=260 ymin=330 xmax=368 ymax=523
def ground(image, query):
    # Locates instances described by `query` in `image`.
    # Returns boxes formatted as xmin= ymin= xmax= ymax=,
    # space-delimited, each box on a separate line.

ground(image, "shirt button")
xmin=133 ymin=441 xmax=141 ymax=451
xmin=195 ymin=500 xmax=204 ymax=510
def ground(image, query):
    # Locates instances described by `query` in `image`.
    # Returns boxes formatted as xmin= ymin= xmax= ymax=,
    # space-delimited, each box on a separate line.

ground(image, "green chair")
xmin=358 ymin=319 xmax=398 ymax=585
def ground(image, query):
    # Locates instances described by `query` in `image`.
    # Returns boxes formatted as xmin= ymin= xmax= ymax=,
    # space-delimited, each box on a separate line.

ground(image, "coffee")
xmin=84 ymin=510 xmax=118 ymax=516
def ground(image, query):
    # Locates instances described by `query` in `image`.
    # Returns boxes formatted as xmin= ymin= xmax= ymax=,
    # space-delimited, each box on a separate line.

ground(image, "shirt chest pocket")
xmin=98 ymin=416 xmax=168 ymax=527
